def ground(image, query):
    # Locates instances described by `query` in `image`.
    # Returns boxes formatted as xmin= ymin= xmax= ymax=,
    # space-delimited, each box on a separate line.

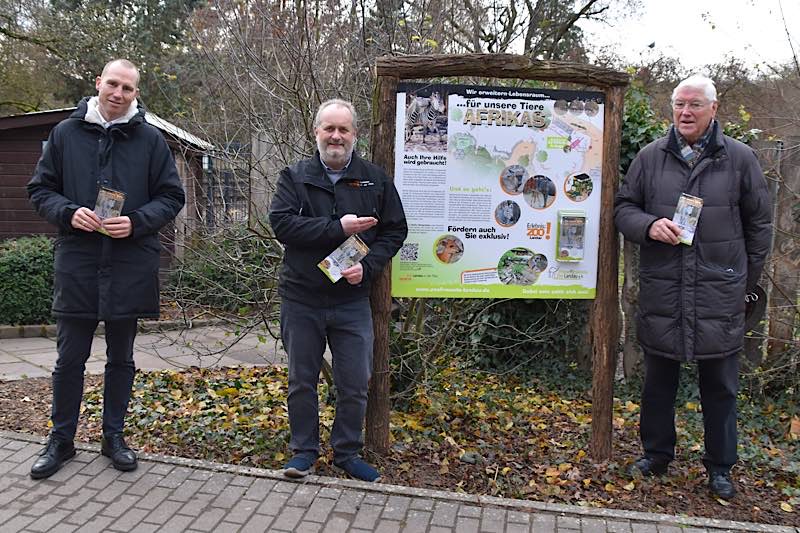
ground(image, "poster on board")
xmin=391 ymin=83 xmax=604 ymax=299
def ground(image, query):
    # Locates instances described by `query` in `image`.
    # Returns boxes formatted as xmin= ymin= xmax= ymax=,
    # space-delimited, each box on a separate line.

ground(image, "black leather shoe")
xmin=709 ymin=471 xmax=736 ymax=500
xmin=627 ymin=456 xmax=669 ymax=477
xmin=30 ymin=438 xmax=76 ymax=479
xmin=101 ymin=434 xmax=138 ymax=472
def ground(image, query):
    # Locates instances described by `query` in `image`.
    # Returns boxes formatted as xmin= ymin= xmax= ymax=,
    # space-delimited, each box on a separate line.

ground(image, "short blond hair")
xmin=101 ymin=59 xmax=140 ymax=87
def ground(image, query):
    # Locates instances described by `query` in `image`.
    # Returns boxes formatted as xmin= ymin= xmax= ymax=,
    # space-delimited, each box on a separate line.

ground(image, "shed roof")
xmin=0 ymin=107 xmax=213 ymax=151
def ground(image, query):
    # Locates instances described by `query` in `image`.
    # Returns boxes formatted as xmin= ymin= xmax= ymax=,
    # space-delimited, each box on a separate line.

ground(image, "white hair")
xmin=672 ymin=75 xmax=717 ymax=103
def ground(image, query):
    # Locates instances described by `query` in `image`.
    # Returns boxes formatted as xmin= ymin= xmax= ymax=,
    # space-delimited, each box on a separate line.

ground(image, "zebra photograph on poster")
xmin=404 ymin=87 xmax=448 ymax=152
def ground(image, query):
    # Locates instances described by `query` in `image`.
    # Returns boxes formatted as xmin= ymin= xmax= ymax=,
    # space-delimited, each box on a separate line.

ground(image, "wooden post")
xmin=366 ymin=74 xmax=399 ymax=454
xmin=369 ymin=54 xmax=628 ymax=459
xmin=768 ymin=137 xmax=800 ymax=360
xmin=375 ymin=54 xmax=630 ymax=84
xmin=589 ymin=85 xmax=624 ymax=460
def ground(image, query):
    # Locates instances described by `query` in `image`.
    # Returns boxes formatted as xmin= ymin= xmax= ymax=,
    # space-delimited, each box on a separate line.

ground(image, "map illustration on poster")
xmin=391 ymin=83 xmax=604 ymax=299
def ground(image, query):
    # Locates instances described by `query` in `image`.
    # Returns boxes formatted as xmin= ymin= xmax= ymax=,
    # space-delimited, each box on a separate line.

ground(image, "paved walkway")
xmin=1 ymin=332 xmax=796 ymax=532
xmin=0 ymin=431 xmax=793 ymax=533
xmin=0 ymin=325 xmax=287 ymax=380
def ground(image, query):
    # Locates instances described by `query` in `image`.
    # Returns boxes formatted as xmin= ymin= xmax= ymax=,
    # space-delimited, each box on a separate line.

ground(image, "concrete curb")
xmin=0 ymin=318 xmax=219 ymax=339
xmin=0 ymin=324 xmax=57 ymax=339
xmin=3 ymin=430 xmax=794 ymax=532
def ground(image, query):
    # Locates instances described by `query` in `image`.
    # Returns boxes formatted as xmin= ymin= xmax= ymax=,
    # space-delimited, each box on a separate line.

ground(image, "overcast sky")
xmin=578 ymin=0 xmax=800 ymax=72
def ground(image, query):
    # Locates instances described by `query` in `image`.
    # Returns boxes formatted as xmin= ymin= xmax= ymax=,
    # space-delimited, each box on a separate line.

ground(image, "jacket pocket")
xmin=695 ymin=264 xmax=746 ymax=319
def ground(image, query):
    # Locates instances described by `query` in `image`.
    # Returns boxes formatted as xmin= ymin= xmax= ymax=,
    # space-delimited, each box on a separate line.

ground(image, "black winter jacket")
xmin=614 ymin=123 xmax=772 ymax=361
xmin=27 ymin=98 xmax=186 ymax=320
xmin=269 ymin=152 xmax=408 ymax=305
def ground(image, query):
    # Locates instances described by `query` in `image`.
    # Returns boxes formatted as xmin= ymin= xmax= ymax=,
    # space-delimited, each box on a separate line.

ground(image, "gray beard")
xmin=318 ymin=141 xmax=353 ymax=169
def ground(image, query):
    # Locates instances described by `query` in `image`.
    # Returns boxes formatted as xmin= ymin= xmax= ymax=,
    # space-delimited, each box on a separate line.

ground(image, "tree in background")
xmin=0 ymin=0 xmax=65 ymax=113
xmin=0 ymin=0 xmax=203 ymax=116
xmin=616 ymin=79 xmax=667 ymax=378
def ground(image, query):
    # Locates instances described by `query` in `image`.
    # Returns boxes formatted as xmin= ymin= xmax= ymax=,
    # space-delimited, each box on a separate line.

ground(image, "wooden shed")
xmin=0 ymin=108 xmax=213 ymax=259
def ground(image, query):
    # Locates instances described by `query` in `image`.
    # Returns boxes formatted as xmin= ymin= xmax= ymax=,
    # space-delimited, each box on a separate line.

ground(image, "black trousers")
xmin=51 ymin=318 xmax=138 ymax=442
xmin=640 ymin=352 xmax=739 ymax=473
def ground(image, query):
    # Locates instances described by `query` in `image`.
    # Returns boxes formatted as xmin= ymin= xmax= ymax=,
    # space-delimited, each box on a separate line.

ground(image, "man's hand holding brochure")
xmin=318 ymin=234 xmax=370 ymax=283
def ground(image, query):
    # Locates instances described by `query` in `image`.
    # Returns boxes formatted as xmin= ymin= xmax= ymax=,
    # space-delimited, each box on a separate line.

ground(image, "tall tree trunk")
xmin=744 ymin=140 xmax=782 ymax=365
xmin=767 ymin=137 xmax=800 ymax=363
xmin=621 ymin=239 xmax=641 ymax=378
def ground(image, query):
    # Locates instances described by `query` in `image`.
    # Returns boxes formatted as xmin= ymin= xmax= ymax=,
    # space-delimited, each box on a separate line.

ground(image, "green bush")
xmin=0 ymin=236 xmax=54 ymax=325
xmin=620 ymin=83 xmax=668 ymax=176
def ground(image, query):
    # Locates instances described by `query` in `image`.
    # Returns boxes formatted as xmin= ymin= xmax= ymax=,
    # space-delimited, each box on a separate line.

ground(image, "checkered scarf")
xmin=675 ymin=120 xmax=716 ymax=167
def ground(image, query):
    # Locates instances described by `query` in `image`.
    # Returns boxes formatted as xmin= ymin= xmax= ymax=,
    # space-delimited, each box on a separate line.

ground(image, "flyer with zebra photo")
xmin=391 ymin=83 xmax=604 ymax=299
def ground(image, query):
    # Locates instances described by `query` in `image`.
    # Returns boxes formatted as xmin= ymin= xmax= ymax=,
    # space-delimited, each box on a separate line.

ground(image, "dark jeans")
xmin=640 ymin=352 xmax=739 ymax=473
xmin=280 ymin=297 xmax=374 ymax=464
xmin=51 ymin=318 xmax=138 ymax=442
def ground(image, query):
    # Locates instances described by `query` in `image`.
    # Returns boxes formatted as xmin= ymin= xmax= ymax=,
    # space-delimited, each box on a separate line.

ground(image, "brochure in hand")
xmin=93 ymin=186 xmax=126 ymax=236
xmin=672 ymin=193 xmax=703 ymax=245
xmin=318 ymin=234 xmax=370 ymax=283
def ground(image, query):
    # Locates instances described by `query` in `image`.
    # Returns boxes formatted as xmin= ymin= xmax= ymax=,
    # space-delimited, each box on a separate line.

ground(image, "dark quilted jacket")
xmin=614 ymin=123 xmax=772 ymax=361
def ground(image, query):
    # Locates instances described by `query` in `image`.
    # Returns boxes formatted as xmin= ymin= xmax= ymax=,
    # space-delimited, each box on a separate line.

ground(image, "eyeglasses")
xmin=672 ymin=100 xmax=710 ymax=111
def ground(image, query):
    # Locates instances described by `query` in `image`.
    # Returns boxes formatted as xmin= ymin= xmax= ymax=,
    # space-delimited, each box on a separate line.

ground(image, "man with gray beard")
xmin=269 ymin=99 xmax=407 ymax=482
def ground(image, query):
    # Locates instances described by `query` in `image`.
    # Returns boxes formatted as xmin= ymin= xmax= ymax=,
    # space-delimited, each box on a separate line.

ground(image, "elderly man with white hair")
xmin=614 ymin=75 xmax=772 ymax=500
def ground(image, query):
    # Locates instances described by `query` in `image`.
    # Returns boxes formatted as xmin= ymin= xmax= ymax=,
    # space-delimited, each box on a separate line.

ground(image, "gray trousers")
xmin=280 ymin=297 xmax=374 ymax=464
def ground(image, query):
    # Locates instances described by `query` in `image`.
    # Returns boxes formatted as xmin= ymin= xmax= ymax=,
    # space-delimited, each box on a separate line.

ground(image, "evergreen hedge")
xmin=0 ymin=236 xmax=54 ymax=325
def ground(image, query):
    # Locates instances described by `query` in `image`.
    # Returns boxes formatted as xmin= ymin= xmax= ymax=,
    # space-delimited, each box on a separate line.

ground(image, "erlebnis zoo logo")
xmin=547 ymin=266 xmax=587 ymax=280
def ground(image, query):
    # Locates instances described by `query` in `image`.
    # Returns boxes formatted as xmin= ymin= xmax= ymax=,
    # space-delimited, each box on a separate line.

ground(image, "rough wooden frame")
xmin=368 ymin=54 xmax=628 ymax=460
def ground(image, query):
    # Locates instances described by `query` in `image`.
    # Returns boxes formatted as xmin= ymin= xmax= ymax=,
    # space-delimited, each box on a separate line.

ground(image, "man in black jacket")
xmin=615 ymin=75 xmax=772 ymax=500
xmin=27 ymin=59 xmax=185 ymax=478
xmin=269 ymin=99 xmax=407 ymax=482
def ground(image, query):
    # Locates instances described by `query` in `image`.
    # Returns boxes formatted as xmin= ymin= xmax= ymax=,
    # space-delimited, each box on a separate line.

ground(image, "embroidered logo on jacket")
xmin=348 ymin=179 xmax=375 ymax=188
